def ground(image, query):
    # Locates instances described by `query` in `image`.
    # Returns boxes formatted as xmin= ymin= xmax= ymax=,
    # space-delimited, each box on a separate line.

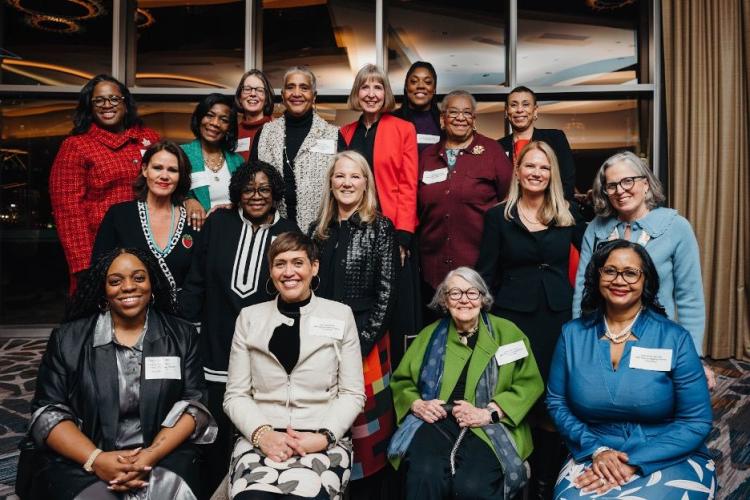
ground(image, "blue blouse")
xmin=546 ymin=308 xmax=712 ymax=476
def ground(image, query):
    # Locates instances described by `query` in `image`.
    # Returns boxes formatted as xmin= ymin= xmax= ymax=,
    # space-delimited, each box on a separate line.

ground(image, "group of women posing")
xmin=34 ymin=60 xmax=713 ymax=500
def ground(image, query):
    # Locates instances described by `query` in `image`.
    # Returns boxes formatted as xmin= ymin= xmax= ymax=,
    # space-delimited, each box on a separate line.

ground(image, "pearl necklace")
xmin=603 ymin=309 xmax=642 ymax=344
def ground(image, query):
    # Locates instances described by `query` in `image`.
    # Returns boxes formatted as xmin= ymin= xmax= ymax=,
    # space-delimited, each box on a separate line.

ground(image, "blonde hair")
xmin=313 ymin=150 xmax=380 ymax=240
xmin=504 ymin=141 xmax=575 ymax=227
xmin=347 ymin=64 xmax=396 ymax=113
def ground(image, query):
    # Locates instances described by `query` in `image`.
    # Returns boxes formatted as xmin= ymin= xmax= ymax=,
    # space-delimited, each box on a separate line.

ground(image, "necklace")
xmin=445 ymin=136 xmax=473 ymax=150
xmin=603 ymin=309 xmax=642 ymax=344
xmin=457 ymin=324 xmax=479 ymax=346
xmin=203 ymin=152 xmax=224 ymax=178
xmin=517 ymin=201 xmax=543 ymax=226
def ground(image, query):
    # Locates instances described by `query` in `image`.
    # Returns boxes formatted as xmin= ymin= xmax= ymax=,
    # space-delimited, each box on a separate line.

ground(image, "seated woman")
xmin=92 ymin=141 xmax=196 ymax=291
xmin=22 ymin=248 xmax=215 ymax=500
xmin=223 ymin=232 xmax=366 ymax=499
xmin=547 ymin=240 xmax=714 ymax=499
xmin=389 ymin=267 xmax=543 ymax=499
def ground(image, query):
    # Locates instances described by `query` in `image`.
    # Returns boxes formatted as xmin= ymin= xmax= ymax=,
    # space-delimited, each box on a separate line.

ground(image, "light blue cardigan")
xmin=572 ymin=207 xmax=706 ymax=355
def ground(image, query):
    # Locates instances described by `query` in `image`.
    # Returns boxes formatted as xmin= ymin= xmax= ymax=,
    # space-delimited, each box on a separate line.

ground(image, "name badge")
xmin=145 ymin=356 xmax=181 ymax=380
xmin=309 ymin=317 xmax=345 ymax=340
xmin=310 ymin=139 xmax=336 ymax=155
xmin=629 ymin=347 xmax=672 ymax=371
xmin=417 ymin=133 xmax=441 ymax=145
xmin=190 ymin=171 xmax=212 ymax=189
xmin=495 ymin=340 xmax=529 ymax=366
xmin=422 ymin=168 xmax=448 ymax=184
xmin=236 ymin=137 xmax=251 ymax=152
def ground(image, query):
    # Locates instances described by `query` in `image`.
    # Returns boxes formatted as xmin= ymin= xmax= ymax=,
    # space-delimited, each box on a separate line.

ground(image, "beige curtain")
xmin=662 ymin=0 xmax=750 ymax=359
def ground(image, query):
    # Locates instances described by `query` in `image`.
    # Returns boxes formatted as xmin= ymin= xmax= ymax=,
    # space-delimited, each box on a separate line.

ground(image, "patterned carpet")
xmin=0 ymin=339 xmax=748 ymax=499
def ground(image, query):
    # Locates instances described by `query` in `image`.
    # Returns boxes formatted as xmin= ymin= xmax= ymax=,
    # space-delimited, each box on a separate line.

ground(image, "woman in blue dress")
xmin=547 ymin=240 xmax=715 ymax=499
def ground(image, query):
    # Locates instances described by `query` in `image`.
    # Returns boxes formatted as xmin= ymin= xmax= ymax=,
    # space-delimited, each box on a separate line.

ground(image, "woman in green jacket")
xmin=389 ymin=266 xmax=543 ymax=499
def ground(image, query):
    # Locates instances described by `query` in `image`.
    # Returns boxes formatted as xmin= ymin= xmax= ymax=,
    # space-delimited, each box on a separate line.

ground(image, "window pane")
xmin=387 ymin=0 xmax=506 ymax=93
xmin=262 ymin=0 xmax=375 ymax=91
xmin=517 ymin=1 xmax=641 ymax=86
xmin=135 ymin=1 xmax=244 ymax=89
xmin=0 ymin=1 xmax=112 ymax=86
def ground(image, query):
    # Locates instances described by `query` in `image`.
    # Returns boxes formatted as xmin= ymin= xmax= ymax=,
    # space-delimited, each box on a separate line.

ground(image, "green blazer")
xmin=391 ymin=313 xmax=543 ymax=467
xmin=181 ymin=139 xmax=244 ymax=211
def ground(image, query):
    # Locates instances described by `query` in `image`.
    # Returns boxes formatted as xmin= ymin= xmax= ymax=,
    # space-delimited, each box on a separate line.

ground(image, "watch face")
xmin=491 ymin=411 xmax=501 ymax=423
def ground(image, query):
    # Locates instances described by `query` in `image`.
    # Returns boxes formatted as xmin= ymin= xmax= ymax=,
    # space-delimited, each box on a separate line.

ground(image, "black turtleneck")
xmin=282 ymin=110 xmax=314 ymax=226
xmin=269 ymin=294 xmax=312 ymax=374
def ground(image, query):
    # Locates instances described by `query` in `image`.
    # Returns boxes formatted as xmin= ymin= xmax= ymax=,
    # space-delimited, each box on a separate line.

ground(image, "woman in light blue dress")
xmin=548 ymin=240 xmax=715 ymax=499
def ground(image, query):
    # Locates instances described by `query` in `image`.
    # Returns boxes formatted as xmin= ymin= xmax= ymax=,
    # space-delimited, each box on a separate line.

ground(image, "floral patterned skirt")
xmin=228 ymin=436 xmax=353 ymax=499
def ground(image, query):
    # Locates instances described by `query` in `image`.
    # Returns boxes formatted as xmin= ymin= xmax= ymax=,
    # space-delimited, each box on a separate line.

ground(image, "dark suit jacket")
xmin=476 ymin=203 xmax=585 ymax=313
xmin=498 ymin=128 xmax=576 ymax=199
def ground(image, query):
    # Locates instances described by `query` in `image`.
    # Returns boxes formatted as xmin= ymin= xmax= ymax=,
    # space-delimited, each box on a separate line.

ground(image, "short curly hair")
xmin=228 ymin=160 xmax=285 ymax=206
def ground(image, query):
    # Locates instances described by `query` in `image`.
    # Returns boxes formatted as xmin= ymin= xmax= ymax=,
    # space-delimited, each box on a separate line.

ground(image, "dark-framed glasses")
xmin=445 ymin=287 xmax=482 ymax=301
xmin=445 ymin=109 xmax=475 ymax=119
xmin=603 ymin=175 xmax=647 ymax=195
xmin=241 ymin=86 xmax=266 ymax=95
xmin=242 ymin=185 xmax=273 ymax=197
xmin=599 ymin=266 xmax=643 ymax=284
xmin=92 ymin=95 xmax=125 ymax=108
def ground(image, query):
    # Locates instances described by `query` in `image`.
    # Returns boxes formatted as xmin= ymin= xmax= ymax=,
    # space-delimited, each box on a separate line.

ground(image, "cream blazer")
xmin=223 ymin=294 xmax=365 ymax=440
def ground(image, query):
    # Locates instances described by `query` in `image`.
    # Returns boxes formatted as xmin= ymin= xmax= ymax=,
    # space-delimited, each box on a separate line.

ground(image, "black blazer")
xmin=498 ymin=128 xmax=576 ymax=199
xmin=476 ymin=203 xmax=585 ymax=313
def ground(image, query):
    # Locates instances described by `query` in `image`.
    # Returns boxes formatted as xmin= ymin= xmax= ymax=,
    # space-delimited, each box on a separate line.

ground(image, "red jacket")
xmin=49 ymin=124 xmax=160 ymax=279
xmin=340 ymin=113 xmax=418 ymax=235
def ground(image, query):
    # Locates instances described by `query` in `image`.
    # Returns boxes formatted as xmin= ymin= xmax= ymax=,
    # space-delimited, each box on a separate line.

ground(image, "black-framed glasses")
xmin=241 ymin=86 xmax=266 ymax=95
xmin=599 ymin=266 xmax=643 ymax=284
xmin=445 ymin=287 xmax=482 ymax=301
xmin=445 ymin=109 xmax=475 ymax=119
xmin=92 ymin=95 xmax=125 ymax=108
xmin=242 ymin=185 xmax=273 ymax=197
xmin=603 ymin=176 xmax=647 ymax=195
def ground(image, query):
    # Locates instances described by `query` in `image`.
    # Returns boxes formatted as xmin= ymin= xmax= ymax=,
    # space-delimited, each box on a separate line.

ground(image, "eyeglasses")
xmin=599 ymin=266 xmax=643 ymax=284
xmin=445 ymin=287 xmax=482 ymax=301
xmin=242 ymin=185 xmax=273 ymax=197
xmin=241 ymin=86 xmax=266 ymax=95
xmin=445 ymin=109 xmax=475 ymax=119
xmin=92 ymin=95 xmax=125 ymax=108
xmin=603 ymin=176 xmax=647 ymax=195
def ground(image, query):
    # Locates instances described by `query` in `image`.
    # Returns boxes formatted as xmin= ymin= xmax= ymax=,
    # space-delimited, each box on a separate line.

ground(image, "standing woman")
xmin=92 ymin=141 xmax=196 ymax=291
xmin=391 ymin=61 xmax=442 ymax=153
xmin=419 ymin=90 xmax=512 ymax=308
xmin=234 ymin=70 xmax=275 ymax=160
xmin=50 ymin=74 xmax=160 ymax=290
xmin=339 ymin=63 xmax=419 ymax=363
xmin=476 ymin=141 xmax=584 ymax=499
xmin=251 ymin=66 xmax=339 ymax=233
xmin=498 ymin=86 xmax=576 ymax=200
xmin=572 ymin=151 xmax=714 ymax=387
xmin=182 ymin=93 xmax=244 ymax=229
xmin=311 ymin=151 xmax=399 ymax=494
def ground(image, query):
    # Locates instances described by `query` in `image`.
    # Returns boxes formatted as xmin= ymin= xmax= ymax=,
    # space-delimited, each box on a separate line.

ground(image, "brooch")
xmin=141 ymin=138 xmax=152 ymax=147
xmin=471 ymin=145 xmax=485 ymax=155
xmin=182 ymin=234 xmax=194 ymax=249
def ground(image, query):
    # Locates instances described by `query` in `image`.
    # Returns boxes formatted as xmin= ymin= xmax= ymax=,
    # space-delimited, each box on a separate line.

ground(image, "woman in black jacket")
xmin=311 ymin=150 xmax=399 ymax=498
xmin=21 ymin=248 xmax=215 ymax=500
xmin=476 ymin=141 xmax=584 ymax=500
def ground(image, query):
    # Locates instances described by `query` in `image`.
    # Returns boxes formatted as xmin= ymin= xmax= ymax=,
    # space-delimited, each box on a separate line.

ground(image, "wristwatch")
xmin=317 ymin=428 xmax=336 ymax=450
xmin=489 ymin=408 xmax=502 ymax=424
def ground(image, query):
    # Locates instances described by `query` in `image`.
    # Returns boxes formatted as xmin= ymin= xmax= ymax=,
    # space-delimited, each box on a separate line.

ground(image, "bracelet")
xmin=251 ymin=425 xmax=272 ymax=448
xmin=592 ymin=446 xmax=612 ymax=460
xmin=83 ymin=448 xmax=103 ymax=473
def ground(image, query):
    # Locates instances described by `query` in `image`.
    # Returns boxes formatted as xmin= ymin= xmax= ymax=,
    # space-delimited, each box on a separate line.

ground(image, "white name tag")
xmin=145 ymin=356 xmax=181 ymax=380
xmin=308 ymin=317 xmax=345 ymax=340
xmin=236 ymin=137 xmax=251 ymax=152
xmin=190 ymin=171 xmax=212 ymax=189
xmin=310 ymin=139 xmax=336 ymax=155
xmin=417 ymin=133 xmax=441 ymax=145
xmin=422 ymin=168 xmax=448 ymax=184
xmin=629 ymin=347 xmax=672 ymax=371
xmin=495 ymin=340 xmax=529 ymax=366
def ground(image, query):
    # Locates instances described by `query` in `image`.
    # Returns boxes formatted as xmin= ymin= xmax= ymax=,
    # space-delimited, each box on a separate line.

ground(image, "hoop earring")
xmin=265 ymin=278 xmax=278 ymax=296
xmin=310 ymin=275 xmax=320 ymax=292
xmin=99 ymin=299 xmax=110 ymax=313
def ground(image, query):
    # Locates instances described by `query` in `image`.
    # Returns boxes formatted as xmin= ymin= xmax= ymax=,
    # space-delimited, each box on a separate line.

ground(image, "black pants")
xmin=401 ymin=418 xmax=503 ymax=499
xmin=234 ymin=492 xmax=329 ymax=500
xmin=528 ymin=428 xmax=568 ymax=500
xmin=203 ymin=381 xmax=233 ymax=499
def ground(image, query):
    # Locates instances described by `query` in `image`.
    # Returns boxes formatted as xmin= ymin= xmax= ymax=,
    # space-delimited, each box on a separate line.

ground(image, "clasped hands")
xmin=411 ymin=399 xmax=496 ymax=428
xmin=90 ymin=447 xmax=157 ymax=493
xmin=574 ymin=449 xmax=637 ymax=495
xmin=258 ymin=426 xmax=329 ymax=462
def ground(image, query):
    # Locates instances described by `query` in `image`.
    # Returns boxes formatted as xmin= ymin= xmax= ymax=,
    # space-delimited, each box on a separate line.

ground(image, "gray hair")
xmin=283 ymin=66 xmax=317 ymax=94
xmin=440 ymin=90 xmax=477 ymax=113
xmin=428 ymin=266 xmax=493 ymax=313
xmin=590 ymin=151 xmax=666 ymax=217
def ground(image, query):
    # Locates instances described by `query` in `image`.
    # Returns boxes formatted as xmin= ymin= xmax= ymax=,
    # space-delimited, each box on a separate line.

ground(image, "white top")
xmin=208 ymin=160 xmax=231 ymax=208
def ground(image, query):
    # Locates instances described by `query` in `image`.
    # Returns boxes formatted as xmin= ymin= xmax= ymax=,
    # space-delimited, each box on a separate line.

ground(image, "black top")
xmin=337 ymin=116 xmax=380 ymax=170
xmin=448 ymin=332 xmax=479 ymax=403
xmin=317 ymin=219 xmax=350 ymax=299
xmin=269 ymin=295 xmax=311 ymax=374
